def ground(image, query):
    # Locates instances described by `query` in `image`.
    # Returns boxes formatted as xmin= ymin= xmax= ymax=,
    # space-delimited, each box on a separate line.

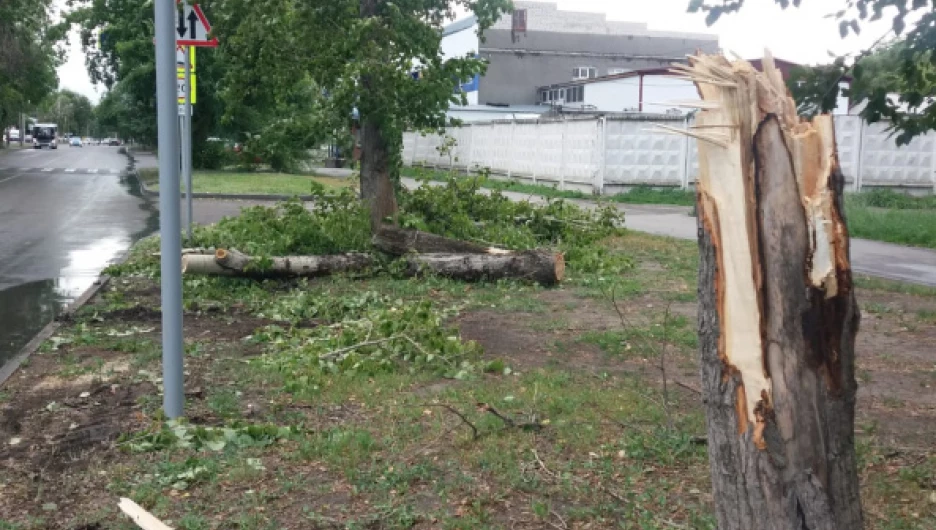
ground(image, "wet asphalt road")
xmin=0 ymin=145 xmax=158 ymax=367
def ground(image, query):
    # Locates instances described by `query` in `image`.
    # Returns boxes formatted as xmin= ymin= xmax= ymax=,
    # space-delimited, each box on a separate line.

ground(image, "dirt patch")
xmin=0 ymin=380 xmax=153 ymax=471
xmin=97 ymin=305 xmax=162 ymax=322
xmin=455 ymin=285 xmax=936 ymax=450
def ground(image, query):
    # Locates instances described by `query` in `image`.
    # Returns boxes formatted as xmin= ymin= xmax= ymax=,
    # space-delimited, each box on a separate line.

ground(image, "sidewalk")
xmin=126 ymin=150 xmax=936 ymax=287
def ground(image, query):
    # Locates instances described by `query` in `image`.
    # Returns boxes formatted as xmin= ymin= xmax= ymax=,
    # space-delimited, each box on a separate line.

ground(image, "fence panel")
xmin=403 ymin=114 xmax=934 ymax=193
xmin=859 ymin=121 xmax=936 ymax=188
xmin=604 ymin=118 xmax=686 ymax=187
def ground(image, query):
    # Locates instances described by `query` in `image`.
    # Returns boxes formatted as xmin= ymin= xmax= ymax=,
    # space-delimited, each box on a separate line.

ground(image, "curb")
xmin=0 ymin=276 xmax=113 ymax=387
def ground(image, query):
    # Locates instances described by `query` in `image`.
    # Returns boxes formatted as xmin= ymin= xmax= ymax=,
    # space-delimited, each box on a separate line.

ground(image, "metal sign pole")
xmin=155 ymin=0 xmax=184 ymax=419
xmin=184 ymin=44 xmax=193 ymax=239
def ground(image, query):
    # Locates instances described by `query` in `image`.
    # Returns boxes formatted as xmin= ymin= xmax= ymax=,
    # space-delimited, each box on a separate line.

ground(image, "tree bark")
xmin=181 ymin=248 xmax=563 ymax=286
xmin=359 ymin=0 xmax=398 ymax=232
xmin=687 ymin=53 xmax=862 ymax=530
xmin=181 ymin=249 xmax=374 ymax=277
xmin=373 ymin=226 xmax=511 ymax=256
xmin=404 ymin=250 xmax=564 ymax=286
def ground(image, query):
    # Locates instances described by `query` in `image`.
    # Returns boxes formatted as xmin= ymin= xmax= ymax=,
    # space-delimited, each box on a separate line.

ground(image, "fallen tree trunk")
xmin=182 ymin=248 xmax=563 ymax=285
xmin=372 ymin=226 xmax=510 ymax=256
xmin=405 ymin=250 xmax=563 ymax=286
xmin=682 ymin=53 xmax=862 ymax=529
xmin=181 ymin=249 xmax=375 ymax=277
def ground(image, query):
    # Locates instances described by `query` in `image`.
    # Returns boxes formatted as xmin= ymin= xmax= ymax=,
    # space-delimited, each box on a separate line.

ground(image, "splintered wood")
xmin=684 ymin=52 xmax=862 ymax=529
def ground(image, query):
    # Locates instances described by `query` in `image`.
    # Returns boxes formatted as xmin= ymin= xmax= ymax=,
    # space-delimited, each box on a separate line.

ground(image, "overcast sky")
xmin=57 ymin=0 xmax=902 ymax=104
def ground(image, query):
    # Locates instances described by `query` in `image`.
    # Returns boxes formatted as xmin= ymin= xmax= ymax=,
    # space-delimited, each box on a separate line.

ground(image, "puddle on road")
xmin=0 ymin=171 xmax=160 ymax=370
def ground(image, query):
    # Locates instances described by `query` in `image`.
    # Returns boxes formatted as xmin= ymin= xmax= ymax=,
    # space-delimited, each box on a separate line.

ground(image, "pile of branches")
xmin=175 ymin=179 xmax=622 ymax=286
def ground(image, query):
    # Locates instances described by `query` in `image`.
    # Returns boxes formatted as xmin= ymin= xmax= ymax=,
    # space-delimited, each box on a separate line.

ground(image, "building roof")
xmin=443 ymin=16 xmax=476 ymax=37
xmin=535 ymin=57 xmax=849 ymax=91
xmin=449 ymin=104 xmax=548 ymax=114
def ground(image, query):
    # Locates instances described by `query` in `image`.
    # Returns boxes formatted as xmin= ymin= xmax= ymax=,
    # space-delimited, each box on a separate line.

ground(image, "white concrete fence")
xmin=403 ymin=114 xmax=936 ymax=194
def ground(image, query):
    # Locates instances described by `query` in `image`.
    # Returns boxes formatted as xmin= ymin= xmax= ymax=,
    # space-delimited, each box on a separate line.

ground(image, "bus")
xmin=31 ymin=123 xmax=58 ymax=149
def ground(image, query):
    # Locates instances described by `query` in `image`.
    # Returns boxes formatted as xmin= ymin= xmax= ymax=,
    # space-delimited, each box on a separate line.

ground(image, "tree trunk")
xmin=404 ymin=250 xmax=563 ymax=286
xmin=686 ymin=53 xmax=862 ymax=530
xmin=181 ymin=248 xmax=564 ymax=286
xmin=181 ymin=249 xmax=374 ymax=277
xmin=373 ymin=226 xmax=510 ymax=256
xmin=359 ymin=0 xmax=398 ymax=232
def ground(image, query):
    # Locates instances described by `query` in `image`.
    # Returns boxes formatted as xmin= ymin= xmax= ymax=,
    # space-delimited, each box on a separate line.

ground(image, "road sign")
xmin=177 ymin=73 xmax=196 ymax=104
xmin=175 ymin=2 xmax=218 ymax=47
xmin=176 ymin=45 xmax=196 ymax=74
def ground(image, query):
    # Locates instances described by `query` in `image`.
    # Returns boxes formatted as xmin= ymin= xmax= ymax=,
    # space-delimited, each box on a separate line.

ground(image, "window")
xmin=511 ymin=9 xmax=527 ymax=43
xmin=608 ymin=68 xmax=628 ymax=76
xmin=512 ymin=9 xmax=527 ymax=32
xmin=572 ymin=66 xmax=597 ymax=80
xmin=565 ymin=85 xmax=584 ymax=103
xmin=540 ymin=90 xmax=548 ymax=102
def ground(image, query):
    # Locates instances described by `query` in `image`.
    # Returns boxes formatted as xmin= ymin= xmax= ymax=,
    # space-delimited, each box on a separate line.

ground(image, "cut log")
xmin=404 ymin=250 xmax=563 ymax=286
xmin=372 ymin=226 xmax=510 ymax=256
xmin=181 ymin=251 xmax=374 ymax=277
xmin=181 ymin=248 xmax=563 ymax=285
xmin=685 ymin=52 xmax=862 ymax=529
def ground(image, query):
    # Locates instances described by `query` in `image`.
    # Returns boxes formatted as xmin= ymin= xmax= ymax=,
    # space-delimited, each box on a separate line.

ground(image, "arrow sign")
xmin=175 ymin=2 xmax=218 ymax=47
xmin=177 ymin=10 xmax=186 ymax=37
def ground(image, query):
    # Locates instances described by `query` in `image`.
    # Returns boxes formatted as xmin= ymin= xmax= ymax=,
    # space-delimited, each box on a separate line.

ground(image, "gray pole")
xmin=155 ymin=0 xmax=185 ymax=418
xmin=184 ymin=45 xmax=194 ymax=239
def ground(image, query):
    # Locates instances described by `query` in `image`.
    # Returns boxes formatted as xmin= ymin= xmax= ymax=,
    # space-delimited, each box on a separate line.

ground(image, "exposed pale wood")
xmin=373 ymin=226 xmax=511 ymax=256
xmin=688 ymin=52 xmax=862 ymax=530
xmin=215 ymin=248 xmax=250 ymax=270
xmin=118 ymin=498 xmax=174 ymax=530
xmin=647 ymin=124 xmax=730 ymax=148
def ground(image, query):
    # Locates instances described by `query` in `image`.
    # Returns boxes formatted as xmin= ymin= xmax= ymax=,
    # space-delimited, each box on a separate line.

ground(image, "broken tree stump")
xmin=683 ymin=53 xmax=862 ymax=529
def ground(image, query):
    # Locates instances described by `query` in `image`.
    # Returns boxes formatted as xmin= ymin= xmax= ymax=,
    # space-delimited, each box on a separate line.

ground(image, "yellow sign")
xmin=177 ymin=73 xmax=197 ymax=105
xmin=176 ymin=45 xmax=196 ymax=74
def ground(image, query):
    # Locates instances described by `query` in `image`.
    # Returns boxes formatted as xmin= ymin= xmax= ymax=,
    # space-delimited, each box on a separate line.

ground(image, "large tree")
xmin=690 ymin=0 xmax=936 ymax=145
xmin=213 ymin=0 xmax=511 ymax=229
xmin=38 ymin=89 xmax=94 ymax=136
xmin=0 ymin=0 xmax=61 ymax=140
xmin=68 ymin=0 xmax=226 ymax=151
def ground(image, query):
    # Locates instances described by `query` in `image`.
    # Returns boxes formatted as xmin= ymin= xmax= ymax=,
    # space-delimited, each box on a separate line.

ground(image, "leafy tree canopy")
xmin=0 ymin=0 xmax=63 ymax=132
xmin=689 ymin=0 xmax=936 ymax=145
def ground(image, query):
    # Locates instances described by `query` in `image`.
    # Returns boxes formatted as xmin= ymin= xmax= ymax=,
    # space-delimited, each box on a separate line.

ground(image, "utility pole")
xmin=155 ymin=0 xmax=185 ymax=419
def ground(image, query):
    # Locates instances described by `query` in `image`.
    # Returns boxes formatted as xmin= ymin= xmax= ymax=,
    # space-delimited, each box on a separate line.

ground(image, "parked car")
xmin=108 ymin=138 xmax=121 ymax=146
xmin=70 ymin=137 xmax=83 ymax=147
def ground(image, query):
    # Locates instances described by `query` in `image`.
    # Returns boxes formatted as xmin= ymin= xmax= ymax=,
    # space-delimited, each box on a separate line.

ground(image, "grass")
xmin=2 ymin=181 xmax=934 ymax=529
xmin=844 ymin=202 xmax=936 ymax=249
xmin=138 ymin=168 xmax=353 ymax=195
